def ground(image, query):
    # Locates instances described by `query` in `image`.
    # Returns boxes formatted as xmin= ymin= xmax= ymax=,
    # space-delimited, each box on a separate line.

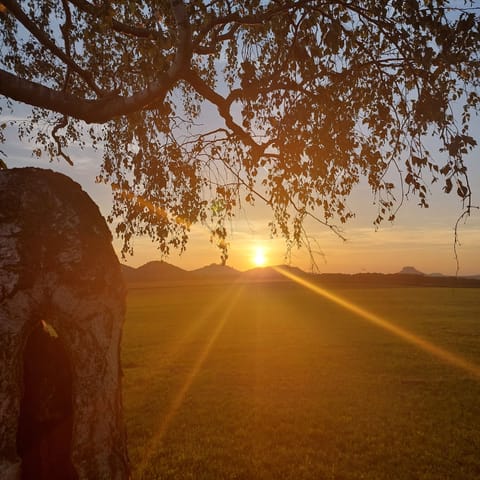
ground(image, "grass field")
xmin=122 ymin=281 xmax=480 ymax=479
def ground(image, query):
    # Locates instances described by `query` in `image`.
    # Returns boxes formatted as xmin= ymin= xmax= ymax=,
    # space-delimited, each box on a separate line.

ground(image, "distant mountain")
xmin=398 ymin=266 xmax=425 ymax=275
xmin=191 ymin=263 xmax=240 ymax=277
xmin=242 ymin=266 xmax=282 ymax=282
xmin=120 ymin=261 xmax=480 ymax=288
xmin=122 ymin=260 xmax=187 ymax=283
xmin=241 ymin=265 xmax=306 ymax=282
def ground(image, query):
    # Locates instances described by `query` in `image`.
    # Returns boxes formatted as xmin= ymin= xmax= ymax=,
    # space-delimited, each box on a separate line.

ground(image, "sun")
xmin=252 ymin=245 xmax=268 ymax=267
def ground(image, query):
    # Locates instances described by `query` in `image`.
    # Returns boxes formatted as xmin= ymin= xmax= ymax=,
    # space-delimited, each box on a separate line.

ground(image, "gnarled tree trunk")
xmin=0 ymin=168 xmax=130 ymax=479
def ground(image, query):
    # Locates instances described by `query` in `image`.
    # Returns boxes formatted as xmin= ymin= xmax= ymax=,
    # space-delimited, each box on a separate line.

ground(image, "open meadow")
xmin=122 ymin=282 xmax=480 ymax=480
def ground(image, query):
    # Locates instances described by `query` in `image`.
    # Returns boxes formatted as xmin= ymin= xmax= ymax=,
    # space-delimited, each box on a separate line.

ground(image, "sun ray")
xmin=127 ymin=281 xmax=242 ymax=411
xmin=275 ymin=266 xmax=480 ymax=379
xmin=136 ymin=285 xmax=245 ymax=476
xmin=152 ymin=282 xmax=242 ymax=371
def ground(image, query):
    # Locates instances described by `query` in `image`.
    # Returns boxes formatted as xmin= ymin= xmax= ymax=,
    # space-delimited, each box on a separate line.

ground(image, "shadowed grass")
xmin=123 ymin=283 xmax=480 ymax=479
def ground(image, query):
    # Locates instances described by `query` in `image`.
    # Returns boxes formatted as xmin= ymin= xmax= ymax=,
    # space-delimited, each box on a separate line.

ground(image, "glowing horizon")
xmin=4 ymin=139 xmax=480 ymax=276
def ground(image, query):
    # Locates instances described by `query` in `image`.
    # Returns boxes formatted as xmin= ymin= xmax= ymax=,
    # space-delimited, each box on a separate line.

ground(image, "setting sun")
xmin=252 ymin=246 xmax=268 ymax=267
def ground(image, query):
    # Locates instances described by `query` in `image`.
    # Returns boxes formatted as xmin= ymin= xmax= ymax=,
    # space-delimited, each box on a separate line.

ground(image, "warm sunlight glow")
xmin=136 ymin=286 xmax=244 ymax=477
xmin=252 ymin=245 xmax=268 ymax=267
xmin=275 ymin=266 xmax=480 ymax=380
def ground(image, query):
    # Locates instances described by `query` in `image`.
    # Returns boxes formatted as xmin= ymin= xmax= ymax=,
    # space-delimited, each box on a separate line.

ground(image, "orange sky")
xmin=6 ymin=154 xmax=480 ymax=275
xmin=3 ymin=108 xmax=480 ymax=276
xmin=99 ymin=168 xmax=480 ymax=275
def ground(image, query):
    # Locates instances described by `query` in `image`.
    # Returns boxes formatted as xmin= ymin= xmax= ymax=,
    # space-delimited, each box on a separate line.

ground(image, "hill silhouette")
xmin=398 ymin=266 xmax=425 ymax=275
xmin=121 ymin=262 xmax=480 ymax=288
xmin=242 ymin=265 xmax=306 ymax=282
xmin=121 ymin=261 xmax=187 ymax=283
xmin=191 ymin=264 xmax=240 ymax=278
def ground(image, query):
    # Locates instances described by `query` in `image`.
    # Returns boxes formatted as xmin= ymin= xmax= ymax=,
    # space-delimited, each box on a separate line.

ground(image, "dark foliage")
xmin=1 ymin=1 xmax=479 ymax=258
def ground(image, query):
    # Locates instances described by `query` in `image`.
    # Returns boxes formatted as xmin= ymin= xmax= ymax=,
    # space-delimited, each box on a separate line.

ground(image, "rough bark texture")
xmin=0 ymin=168 xmax=130 ymax=479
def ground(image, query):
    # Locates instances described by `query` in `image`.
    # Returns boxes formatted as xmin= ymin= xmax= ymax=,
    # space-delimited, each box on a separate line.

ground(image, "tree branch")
xmin=0 ymin=67 xmax=174 ymax=123
xmin=186 ymin=69 xmax=265 ymax=154
xmin=68 ymin=0 xmax=172 ymax=48
xmin=2 ymin=0 xmax=103 ymax=96
xmin=193 ymin=1 xmax=310 ymax=54
xmin=170 ymin=0 xmax=192 ymax=77
xmin=60 ymin=0 xmax=73 ymax=91
xmin=219 ymin=151 xmax=347 ymax=242
xmin=52 ymin=116 xmax=74 ymax=165
xmin=0 ymin=0 xmax=192 ymax=123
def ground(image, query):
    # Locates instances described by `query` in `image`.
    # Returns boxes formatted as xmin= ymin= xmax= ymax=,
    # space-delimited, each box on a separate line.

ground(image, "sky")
xmin=2 ymin=101 xmax=480 ymax=275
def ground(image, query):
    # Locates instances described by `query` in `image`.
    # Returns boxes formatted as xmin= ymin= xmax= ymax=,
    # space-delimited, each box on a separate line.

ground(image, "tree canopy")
xmin=1 ymin=0 xmax=479 ymax=261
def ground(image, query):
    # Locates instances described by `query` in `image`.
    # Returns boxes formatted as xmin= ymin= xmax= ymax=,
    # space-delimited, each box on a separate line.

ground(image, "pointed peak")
xmin=398 ymin=266 xmax=425 ymax=275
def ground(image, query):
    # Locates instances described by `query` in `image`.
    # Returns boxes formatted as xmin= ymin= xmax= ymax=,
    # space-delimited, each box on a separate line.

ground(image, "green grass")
xmin=122 ymin=283 xmax=480 ymax=479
